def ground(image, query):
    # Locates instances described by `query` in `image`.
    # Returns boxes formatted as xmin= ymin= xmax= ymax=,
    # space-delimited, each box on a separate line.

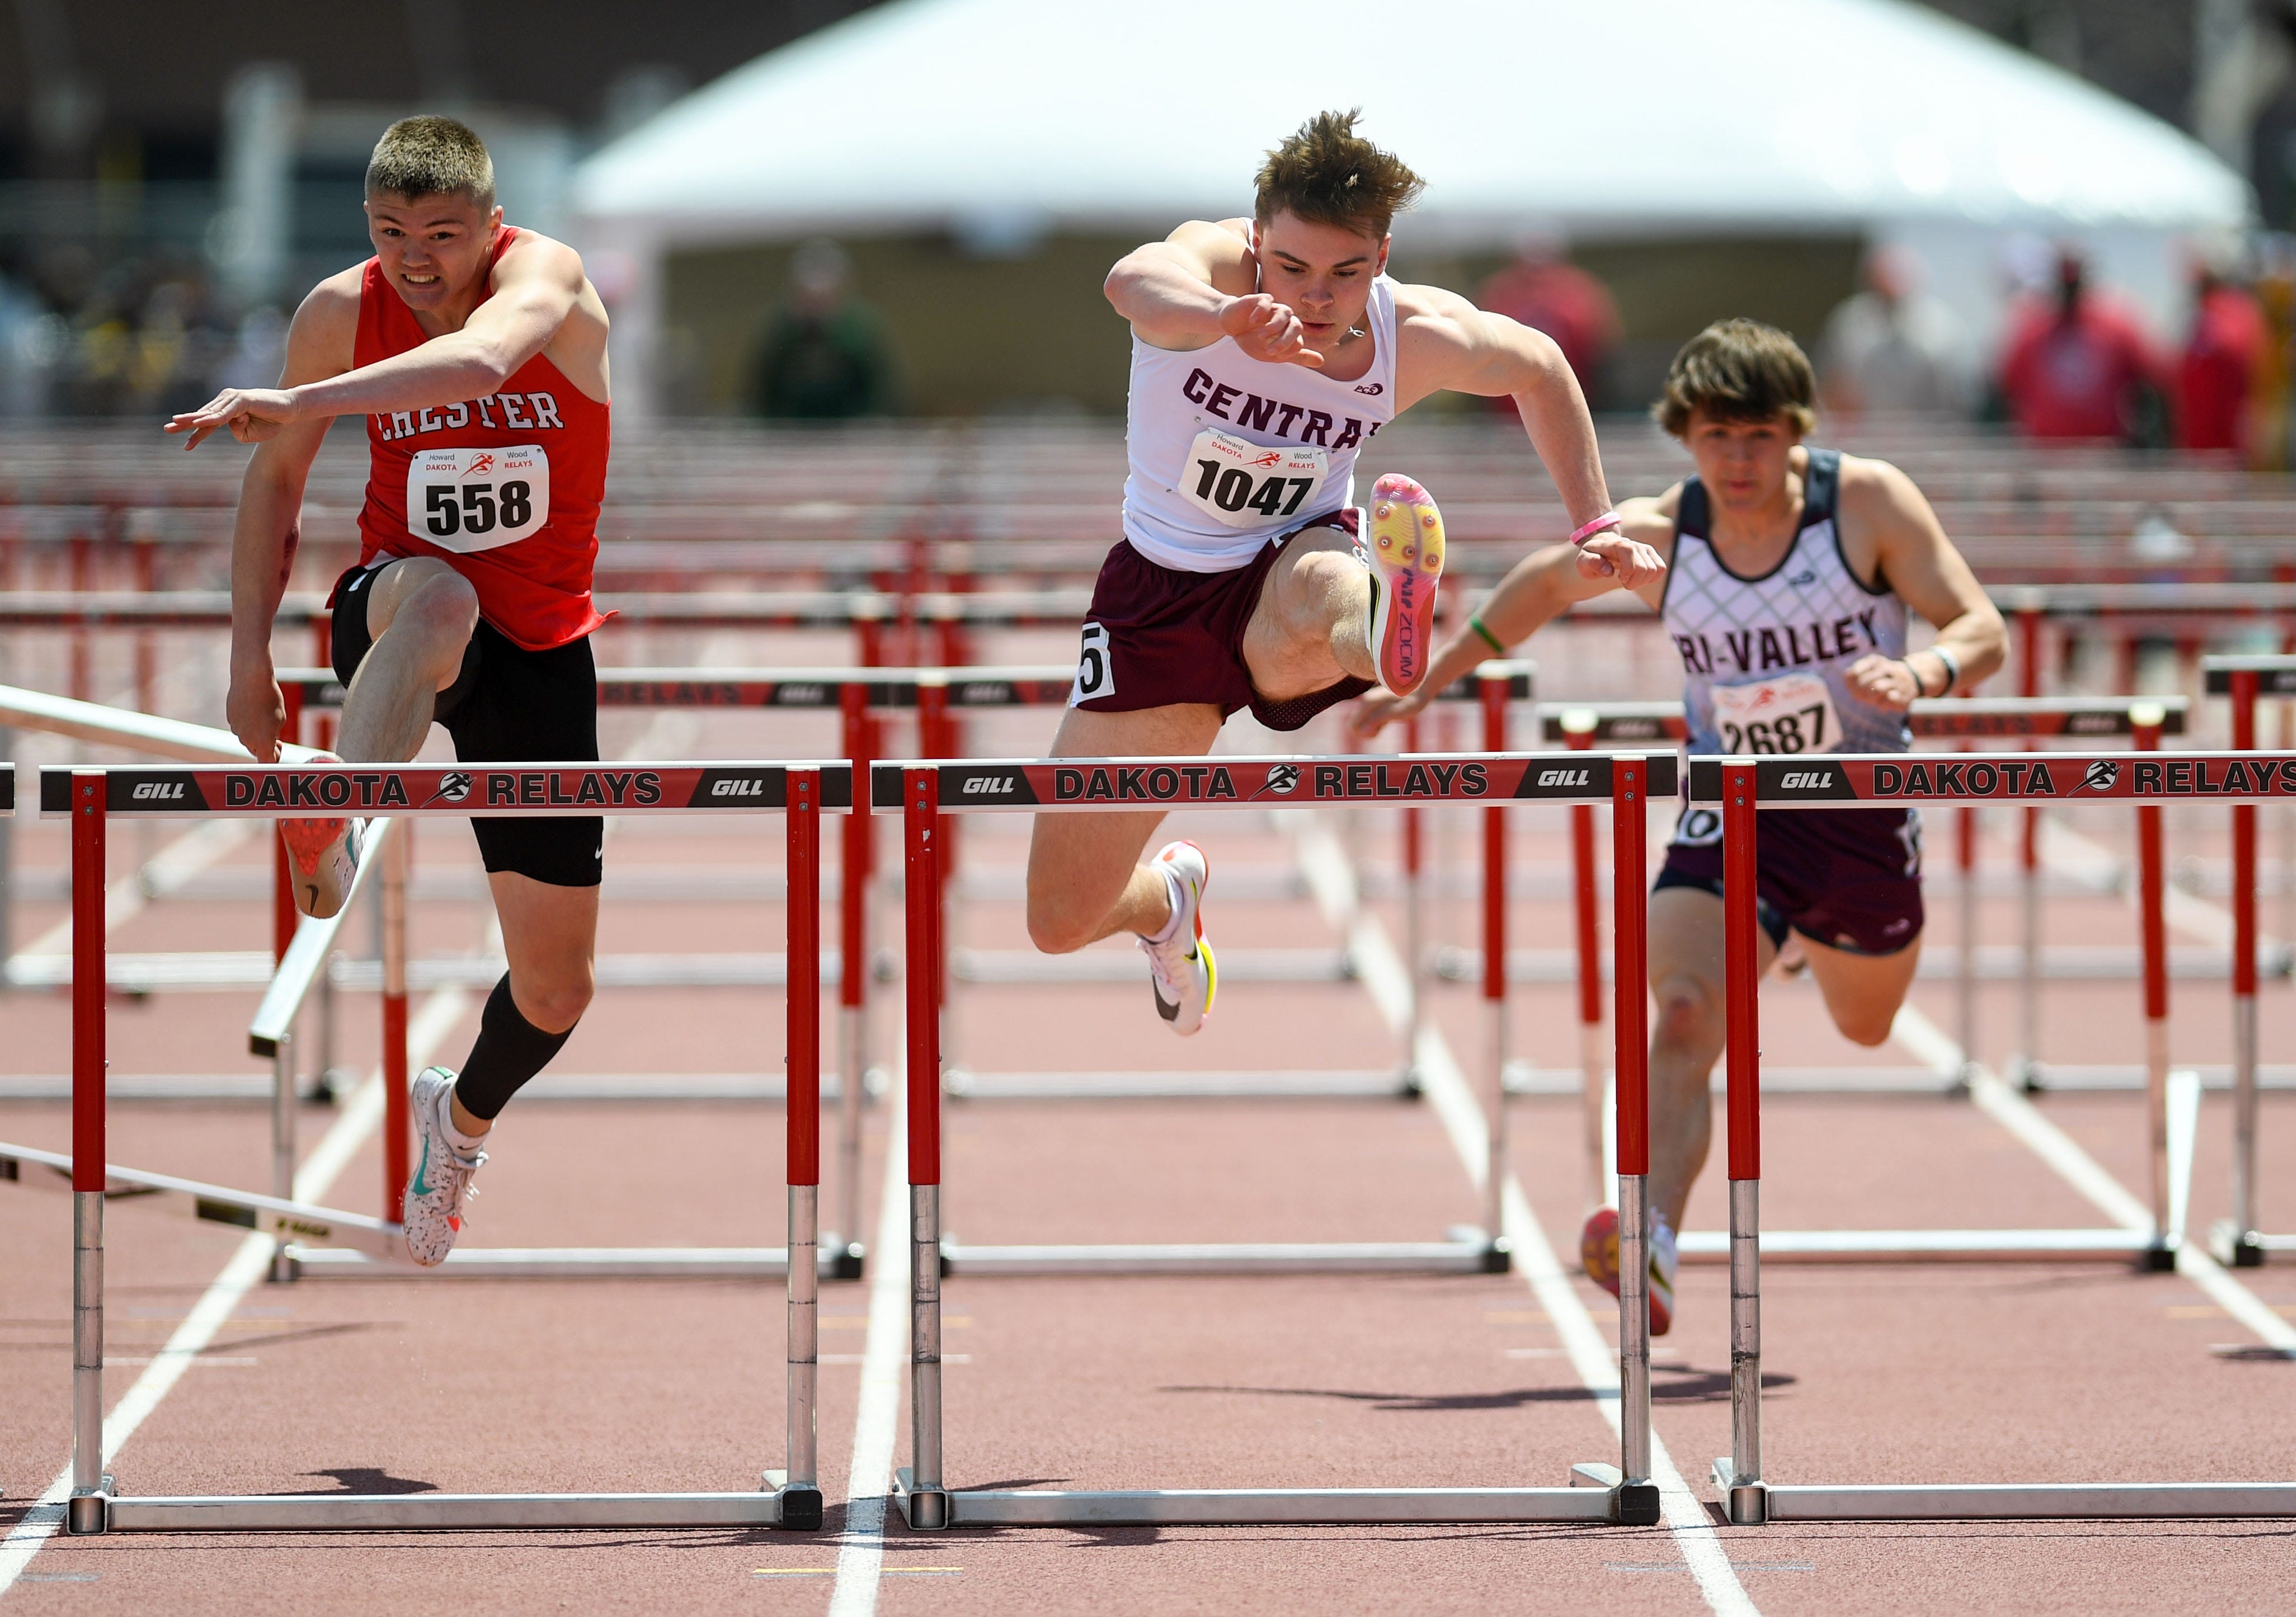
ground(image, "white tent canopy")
xmin=570 ymin=0 xmax=2252 ymax=415
xmin=574 ymin=0 xmax=2248 ymax=242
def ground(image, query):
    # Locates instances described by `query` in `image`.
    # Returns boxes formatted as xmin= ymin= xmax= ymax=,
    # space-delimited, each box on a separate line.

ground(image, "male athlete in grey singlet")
xmin=1356 ymin=320 xmax=2006 ymax=1332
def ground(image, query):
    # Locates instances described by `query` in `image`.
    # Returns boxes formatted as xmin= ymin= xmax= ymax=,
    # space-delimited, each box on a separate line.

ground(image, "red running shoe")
xmin=1580 ymin=1205 xmax=1679 ymax=1336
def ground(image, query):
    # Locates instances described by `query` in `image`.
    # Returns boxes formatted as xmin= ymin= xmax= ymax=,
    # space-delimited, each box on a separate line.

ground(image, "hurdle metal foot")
xmin=1756 ymin=1481 xmax=2296 ymax=1520
xmin=761 ymin=1470 xmax=825 ymax=1532
xmin=1569 ymin=1462 xmax=1662 ymax=1526
xmin=1712 ymin=1457 xmax=1768 ymax=1525
xmin=893 ymin=1468 xmax=949 ymax=1531
xmin=2211 ymin=1219 xmax=2270 ymax=1267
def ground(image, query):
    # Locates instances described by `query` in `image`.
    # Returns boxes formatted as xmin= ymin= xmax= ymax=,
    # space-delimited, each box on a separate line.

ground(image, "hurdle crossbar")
xmin=886 ymin=751 xmax=1669 ymax=1529
xmin=35 ymin=762 xmax=842 ymax=1533
xmin=1689 ymin=748 xmax=2296 ymax=1524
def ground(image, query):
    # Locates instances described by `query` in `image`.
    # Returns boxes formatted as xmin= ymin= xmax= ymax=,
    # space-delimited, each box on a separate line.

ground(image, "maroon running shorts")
xmin=1655 ymin=800 xmax=1924 ymax=956
xmin=1069 ymin=510 xmax=1373 ymax=732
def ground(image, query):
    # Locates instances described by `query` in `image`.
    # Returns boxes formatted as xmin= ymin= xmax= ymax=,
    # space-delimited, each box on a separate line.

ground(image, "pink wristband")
xmin=1569 ymin=511 xmax=1623 ymax=547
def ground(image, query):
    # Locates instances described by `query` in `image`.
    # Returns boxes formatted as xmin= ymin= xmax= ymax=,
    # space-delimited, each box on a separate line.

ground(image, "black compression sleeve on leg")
xmin=452 ymin=974 xmax=576 ymax=1120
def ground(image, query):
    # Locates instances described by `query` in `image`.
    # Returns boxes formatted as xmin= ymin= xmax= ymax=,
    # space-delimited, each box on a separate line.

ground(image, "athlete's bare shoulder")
xmin=1165 ymin=217 xmax=1258 ymax=297
xmin=492 ymin=227 xmax=610 ymax=402
xmin=282 ymin=267 xmax=365 ymax=382
xmin=1388 ymin=280 xmax=1483 ymax=353
xmin=1835 ymin=451 xmax=1939 ymax=538
xmin=1387 ymin=281 xmax=1553 ymax=410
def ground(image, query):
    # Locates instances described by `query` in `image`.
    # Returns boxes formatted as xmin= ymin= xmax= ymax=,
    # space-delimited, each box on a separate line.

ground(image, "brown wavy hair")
xmin=1254 ymin=109 xmax=1425 ymax=239
xmin=1654 ymin=319 xmax=1818 ymax=437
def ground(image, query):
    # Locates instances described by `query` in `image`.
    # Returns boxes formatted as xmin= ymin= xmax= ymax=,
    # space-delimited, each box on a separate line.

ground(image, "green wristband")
xmin=1468 ymin=614 xmax=1505 ymax=655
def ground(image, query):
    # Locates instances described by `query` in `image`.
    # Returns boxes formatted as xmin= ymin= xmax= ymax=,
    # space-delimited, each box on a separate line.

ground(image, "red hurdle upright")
xmin=1564 ymin=710 xmax=1605 ymax=1203
xmin=1701 ymin=747 xmax=2296 ymax=1524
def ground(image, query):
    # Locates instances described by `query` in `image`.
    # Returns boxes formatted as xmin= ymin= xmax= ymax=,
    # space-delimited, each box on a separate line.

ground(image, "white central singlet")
xmin=1663 ymin=448 xmax=1910 ymax=758
xmin=1120 ymin=274 xmax=1400 ymax=573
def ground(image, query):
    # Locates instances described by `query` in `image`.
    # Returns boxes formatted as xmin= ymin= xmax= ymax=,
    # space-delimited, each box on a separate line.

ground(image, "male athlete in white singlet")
xmin=1358 ymin=320 xmax=2006 ymax=1332
xmin=1031 ymin=111 xmax=1657 ymax=1037
xmin=169 ymin=118 xmax=615 ymax=1268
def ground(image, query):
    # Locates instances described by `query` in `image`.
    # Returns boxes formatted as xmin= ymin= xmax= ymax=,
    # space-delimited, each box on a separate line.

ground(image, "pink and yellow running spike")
xmin=1366 ymin=473 xmax=1445 ymax=696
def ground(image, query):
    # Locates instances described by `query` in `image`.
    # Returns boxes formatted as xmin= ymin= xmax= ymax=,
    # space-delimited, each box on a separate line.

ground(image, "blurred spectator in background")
xmin=751 ymin=238 xmax=896 ymax=419
xmin=1818 ymin=245 xmax=1975 ymax=417
xmin=2174 ymin=245 xmax=2267 ymax=455
xmin=1995 ymin=245 xmax=2168 ymax=446
xmin=1475 ymin=230 xmax=1620 ymax=411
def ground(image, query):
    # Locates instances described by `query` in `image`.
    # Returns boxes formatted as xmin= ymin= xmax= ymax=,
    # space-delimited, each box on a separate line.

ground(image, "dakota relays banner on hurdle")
xmin=873 ymin=751 xmax=1678 ymax=811
xmin=1688 ymin=751 xmax=2296 ymax=805
xmin=39 ymin=762 xmax=853 ymax=815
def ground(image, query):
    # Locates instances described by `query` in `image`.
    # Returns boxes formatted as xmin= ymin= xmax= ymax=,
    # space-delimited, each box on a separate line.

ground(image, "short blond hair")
xmin=365 ymin=116 xmax=495 ymax=211
xmin=1654 ymin=319 xmax=1818 ymax=437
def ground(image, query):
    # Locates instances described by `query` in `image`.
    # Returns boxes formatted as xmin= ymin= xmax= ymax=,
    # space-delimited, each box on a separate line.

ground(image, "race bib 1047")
xmin=1178 ymin=425 xmax=1327 ymax=530
xmin=407 ymin=445 xmax=550 ymax=553
xmin=1710 ymin=670 xmax=1840 ymax=755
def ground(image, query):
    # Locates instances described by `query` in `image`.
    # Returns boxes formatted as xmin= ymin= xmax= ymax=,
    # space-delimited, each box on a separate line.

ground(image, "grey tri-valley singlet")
xmin=1662 ymin=448 xmax=1909 ymax=758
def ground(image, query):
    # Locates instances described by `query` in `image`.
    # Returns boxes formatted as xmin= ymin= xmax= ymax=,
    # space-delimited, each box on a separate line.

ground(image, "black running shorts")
xmin=329 ymin=560 xmax=604 ymax=888
xmin=1654 ymin=800 xmax=1922 ymax=957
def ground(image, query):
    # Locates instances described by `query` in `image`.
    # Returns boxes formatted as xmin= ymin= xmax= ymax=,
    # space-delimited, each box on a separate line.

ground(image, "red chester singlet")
xmin=352 ymin=227 xmax=610 ymax=650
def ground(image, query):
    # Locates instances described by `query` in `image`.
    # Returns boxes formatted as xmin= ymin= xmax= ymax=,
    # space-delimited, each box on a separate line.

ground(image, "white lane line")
xmin=0 ymin=984 xmax=471 ymax=1597
xmin=1892 ymin=1002 xmax=2296 ymax=1356
xmin=827 ymin=1083 xmax=911 ymax=1617
xmin=2037 ymin=814 xmax=2285 ymax=960
xmin=1286 ymin=814 xmax=1759 ymax=1617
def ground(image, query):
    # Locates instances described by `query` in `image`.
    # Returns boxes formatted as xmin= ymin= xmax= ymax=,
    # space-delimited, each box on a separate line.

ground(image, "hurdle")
xmin=1533 ymin=695 xmax=2191 ymax=1110
xmin=1692 ymin=747 xmax=2296 ymax=1523
xmin=2204 ymin=653 xmax=2296 ymax=1267
xmin=886 ymin=748 xmax=1671 ymax=1527
xmin=1535 ymin=698 xmax=2204 ymax=1265
xmin=25 ymin=760 xmax=840 ymax=1534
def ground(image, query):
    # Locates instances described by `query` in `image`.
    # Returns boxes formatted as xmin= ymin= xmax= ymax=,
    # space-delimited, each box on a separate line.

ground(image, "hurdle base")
xmin=937 ymin=1231 xmax=1505 ymax=1277
xmin=893 ymin=1469 xmax=1618 ymax=1527
xmin=66 ymin=1478 xmax=115 ymax=1536
xmin=761 ymin=1470 xmax=825 ymax=1532
xmin=1711 ymin=1458 xmax=1768 ymax=1525
xmin=1675 ymin=1227 xmax=2169 ymax=1265
xmin=285 ymin=1242 xmax=860 ymax=1280
xmin=2210 ymin=1219 xmax=2274 ymax=1267
xmin=1753 ymin=1481 xmax=2296 ymax=1521
xmin=95 ymin=1489 xmax=804 ymax=1531
xmin=1568 ymin=1462 xmax=1662 ymax=1526
xmin=945 ymin=1067 xmax=1417 ymax=1102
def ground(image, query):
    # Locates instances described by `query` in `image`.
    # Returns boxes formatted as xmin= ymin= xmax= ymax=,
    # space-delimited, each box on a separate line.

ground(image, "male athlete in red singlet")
xmin=169 ymin=117 xmax=611 ymax=1267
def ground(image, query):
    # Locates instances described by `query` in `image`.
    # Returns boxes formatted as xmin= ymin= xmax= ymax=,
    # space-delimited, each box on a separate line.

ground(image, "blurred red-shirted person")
xmin=1476 ymin=232 xmax=1620 ymax=411
xmin=2177 ymin=254 xmax=2267 ymax=454
xmin=1996 ymin=247 xmax=2165 ymax=444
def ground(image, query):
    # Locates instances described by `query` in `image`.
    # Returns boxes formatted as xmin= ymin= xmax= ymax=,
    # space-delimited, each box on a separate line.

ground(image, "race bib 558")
xmin=407 ymin=445 xmax=550 ymax=553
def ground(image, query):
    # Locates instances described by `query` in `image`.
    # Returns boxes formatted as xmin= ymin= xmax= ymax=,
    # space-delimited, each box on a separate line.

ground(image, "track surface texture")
xmin=5 ymin=618 xmax=2296 ymax=1615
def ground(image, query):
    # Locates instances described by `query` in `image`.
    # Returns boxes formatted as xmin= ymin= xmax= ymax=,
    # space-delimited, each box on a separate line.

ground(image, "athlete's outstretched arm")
xmin=1838 ymin=459 xmax=2007 ymax=709
xmin=224 ymin=278 xmax=358 ymax=761
xmin=1350 ymin=500 xmax=1671 ymax=740
xmin=168 ymin=235 xmax=586 ymax=446
xmin=1105 ymin=219 xmax=1320 ymax=365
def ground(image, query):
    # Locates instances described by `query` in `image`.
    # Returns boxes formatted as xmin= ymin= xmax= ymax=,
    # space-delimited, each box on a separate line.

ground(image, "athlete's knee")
xmin=1279 ymin=545 xmax=1361 ymax=628
xmin=511 ymin=967 xmax=592 ymax=1034
xmin=1651 ymin=972 xmax=1723 ymax=1057
xmin=1832 ymin=1000 xmax=1901 ymax=1048
xmin=1025 ymin=886 xmax=1097 ymax=955
xmin=390 ymin=566 xmax=480 ymax=650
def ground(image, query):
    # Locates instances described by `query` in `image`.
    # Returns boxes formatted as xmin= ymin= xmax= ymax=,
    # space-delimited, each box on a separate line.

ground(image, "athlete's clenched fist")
xmin=1220 ymin=293 xmax=1323 ymax=368
xmin=1574 ymin=531 xmax=1666 ymax=589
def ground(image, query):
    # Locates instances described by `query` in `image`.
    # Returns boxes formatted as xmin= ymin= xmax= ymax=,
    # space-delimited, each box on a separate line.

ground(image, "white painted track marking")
xmin=1892 ymin=1002 xmax=2296 ymax=1357
xmin=0 ymin=984 xmax=471 ymax=1598
xmin=828 ymin=1078 xmax=910 ymax=1616
xmin=1287 ymin=813 xmax=1761 ymax=1617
